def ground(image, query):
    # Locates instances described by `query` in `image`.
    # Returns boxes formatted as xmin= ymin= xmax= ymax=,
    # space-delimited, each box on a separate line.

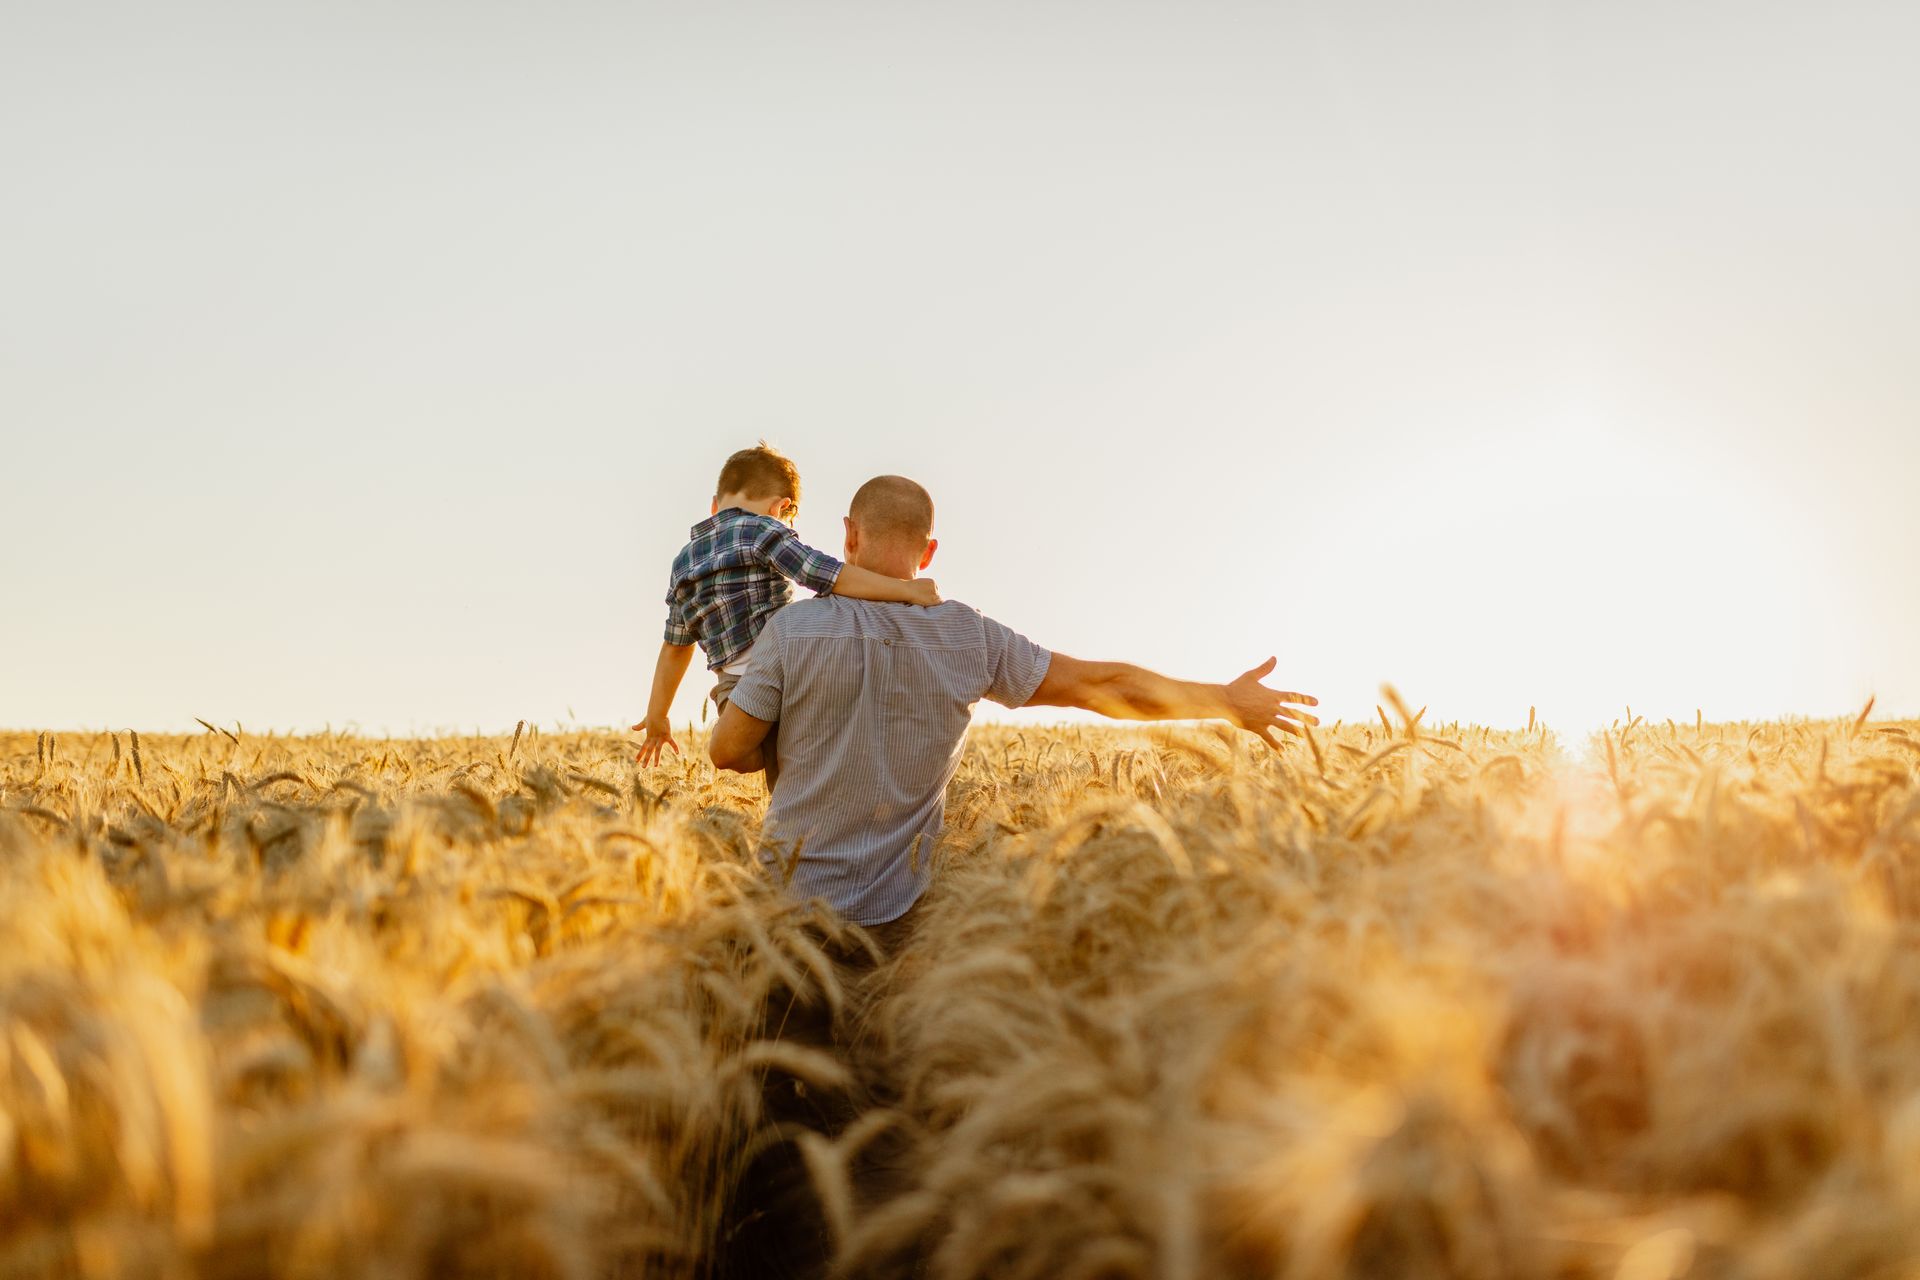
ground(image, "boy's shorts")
xmin=710 ymin=667 xmax=744 ymax=712
xmin=710 ymin=644 xmax=755 ymax=712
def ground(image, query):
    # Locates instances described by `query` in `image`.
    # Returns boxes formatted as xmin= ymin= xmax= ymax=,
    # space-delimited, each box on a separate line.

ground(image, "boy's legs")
xmin=709 ymin=669 xmax=742 ymax=712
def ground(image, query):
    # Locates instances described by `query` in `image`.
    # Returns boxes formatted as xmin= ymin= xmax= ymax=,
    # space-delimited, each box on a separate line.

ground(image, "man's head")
xmin=713 ymin=442 xmax=802 ymax=522
xmin=844 ymin=475 xmax=937 ymax=578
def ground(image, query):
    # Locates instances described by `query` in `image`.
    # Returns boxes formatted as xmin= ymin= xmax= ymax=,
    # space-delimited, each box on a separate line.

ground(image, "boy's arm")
xmin=756 ymin=523 xmax=940 ymax=606
xmin=830 ymin=562 xmax=942 ymax=607
xmin=633 ymin=642 xmax=696 ymax=765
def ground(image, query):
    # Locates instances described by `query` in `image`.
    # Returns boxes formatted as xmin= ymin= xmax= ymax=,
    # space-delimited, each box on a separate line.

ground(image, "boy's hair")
xmin=716 ymin=442 xmax=802 ymax=504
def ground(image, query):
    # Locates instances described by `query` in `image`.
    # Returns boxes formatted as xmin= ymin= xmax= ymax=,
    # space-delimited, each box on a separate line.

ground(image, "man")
xmin=709 ymin=475 xmax=1318 ymax=950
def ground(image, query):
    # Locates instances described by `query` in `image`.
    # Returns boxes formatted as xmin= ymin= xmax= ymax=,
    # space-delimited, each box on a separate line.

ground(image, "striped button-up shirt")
xmin=663 ymin=509 xmax=845 ymax=670
xmin=728 ymin=596 xmax=1053 ymax=925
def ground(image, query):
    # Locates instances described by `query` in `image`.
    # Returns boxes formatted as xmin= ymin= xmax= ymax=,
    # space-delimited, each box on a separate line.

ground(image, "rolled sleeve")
xmin=663 ymin=586 xmax=696 ymax=647
xmin=980 ymin=615 xmax=1053 ymax=708
xmin=727 ymin=616 xmax=786 ymax=721
xmin=756 ymin=524 xmax=844 ymax=596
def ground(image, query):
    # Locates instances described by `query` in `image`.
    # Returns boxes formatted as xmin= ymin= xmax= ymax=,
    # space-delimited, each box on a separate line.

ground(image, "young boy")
xmin=634 ymin=443 xmax=940 ymax=774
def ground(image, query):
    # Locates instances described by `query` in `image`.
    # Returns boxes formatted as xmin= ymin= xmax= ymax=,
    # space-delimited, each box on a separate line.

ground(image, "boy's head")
xmin=713 ymin=442 xmax=802 ymax=522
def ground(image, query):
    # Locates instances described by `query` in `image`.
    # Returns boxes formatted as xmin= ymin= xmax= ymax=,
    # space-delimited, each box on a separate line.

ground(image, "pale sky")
xmin=5 ymin=1 xmax=1916 ymax=737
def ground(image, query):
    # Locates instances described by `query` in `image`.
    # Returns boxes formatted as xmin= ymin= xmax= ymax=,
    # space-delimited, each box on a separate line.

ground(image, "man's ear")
xmin=919 ymin=538 xmax=938 ymax=571
xmin=843 ymin=516 xmax=858 ymax=561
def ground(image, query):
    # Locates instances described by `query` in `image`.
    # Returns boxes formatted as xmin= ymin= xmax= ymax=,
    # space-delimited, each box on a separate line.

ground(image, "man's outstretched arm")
xmin=1026 ymin=655 xmax=1318 ymax=749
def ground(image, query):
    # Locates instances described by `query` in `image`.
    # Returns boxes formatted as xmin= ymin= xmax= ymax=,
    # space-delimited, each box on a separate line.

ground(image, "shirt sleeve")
xmin=980 ymin=613 xmax=1053 ymax=709
xmin=754 ymin=523 xmax=844 ymax=596
xmin=727 ymin=614 xmax=786 ymax=722
xmin=663 ymin=580 xmax=696 ymax=647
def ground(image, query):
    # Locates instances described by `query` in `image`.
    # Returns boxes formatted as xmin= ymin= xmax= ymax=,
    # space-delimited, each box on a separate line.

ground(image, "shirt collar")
xmin=689 ymin=507 xmax=767 ymax=539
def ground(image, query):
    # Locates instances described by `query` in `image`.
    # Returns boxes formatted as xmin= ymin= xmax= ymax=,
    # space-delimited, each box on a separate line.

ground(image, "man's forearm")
xmin=709 ymin=703 xmax=774 ymax=773
xmin=1028 ymin=652 xmax=1316 ymax=747
xmin=714 ymin=745 xmax=767 ymax=774
xmin=1075 ymin=662 xmax=1232 ymax=723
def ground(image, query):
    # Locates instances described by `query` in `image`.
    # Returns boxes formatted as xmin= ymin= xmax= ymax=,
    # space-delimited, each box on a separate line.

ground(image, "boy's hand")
xmin=906 ymin=578 xmax=942 ymax=607
xmin=633 ymin=717 xmax=679 ymax=766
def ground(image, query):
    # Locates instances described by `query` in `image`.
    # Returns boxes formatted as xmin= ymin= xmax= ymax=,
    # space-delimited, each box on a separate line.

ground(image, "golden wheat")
xmin=1 ymin=712 xmax=1917 ymax=1278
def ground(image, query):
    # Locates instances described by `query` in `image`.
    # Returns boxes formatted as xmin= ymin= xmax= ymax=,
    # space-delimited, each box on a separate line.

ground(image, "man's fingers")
xmin=1274 ymin=706 xmax=1321 ymax=727
xmin=630 ymin=722 xmax=647 ymax=732
xmin=1266 ymin=692 xmax=1318 ymax=706
xmin=1255 ymin=726 xmax=1282 ymax=751
xmin=1241 ymin=656 xmax=1277 ymax=682
xmin=1266 ymin=715 xmax=1305 ymax=738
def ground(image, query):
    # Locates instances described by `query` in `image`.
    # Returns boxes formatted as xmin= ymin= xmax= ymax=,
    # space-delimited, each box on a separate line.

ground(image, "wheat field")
xmin=3 ymin=708 xmax=1919 ymax=1279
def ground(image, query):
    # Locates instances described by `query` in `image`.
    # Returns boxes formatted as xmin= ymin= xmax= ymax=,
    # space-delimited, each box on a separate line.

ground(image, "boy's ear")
xmin=919 ymin=538 xmax=938 ymax=571
xmin=710 ymin=496 xmax=719 ymax=516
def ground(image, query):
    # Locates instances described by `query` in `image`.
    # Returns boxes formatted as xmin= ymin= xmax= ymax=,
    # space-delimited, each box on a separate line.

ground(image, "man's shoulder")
xmin=769 ymin=595 xmax=832 ymax=618
xmin=752 ymin=594 xmax=829 ymax=638
xmin=779 ymin=597 xmax=1001 ymax=639
xmin=767 ymin=594 xmax=864 ymax=629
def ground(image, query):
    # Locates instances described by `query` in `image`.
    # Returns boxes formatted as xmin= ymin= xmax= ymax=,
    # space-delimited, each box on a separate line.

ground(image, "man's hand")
xmin=1226 ymin=657 xmax=1319 ymax=750
xmin=633 ymin=717 xmax=679 ymax=766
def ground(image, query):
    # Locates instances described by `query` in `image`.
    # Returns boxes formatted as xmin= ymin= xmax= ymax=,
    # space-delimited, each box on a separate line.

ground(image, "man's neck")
xmin=847 ymin=556 xmax=918 ymax=582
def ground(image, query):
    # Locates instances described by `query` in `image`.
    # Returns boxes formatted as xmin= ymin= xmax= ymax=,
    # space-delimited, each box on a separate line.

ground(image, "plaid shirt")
xmin=663 ymin=509 xmax=845 ymax=669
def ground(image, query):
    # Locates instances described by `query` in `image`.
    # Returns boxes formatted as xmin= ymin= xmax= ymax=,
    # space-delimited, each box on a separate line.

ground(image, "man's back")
xmin=726 ymin=596 xmax=1050 ymax=925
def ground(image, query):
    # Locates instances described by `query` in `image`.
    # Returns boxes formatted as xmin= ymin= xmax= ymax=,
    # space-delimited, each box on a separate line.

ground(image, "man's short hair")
xmin=849 ymin=475 xmax=935 ymax=544
xmin=716 ymin=443 xmax=802 ymax=503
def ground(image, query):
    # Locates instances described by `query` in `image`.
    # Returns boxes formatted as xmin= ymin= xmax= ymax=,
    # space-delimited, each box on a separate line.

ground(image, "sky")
xmin=4 ymin=0 xmax=1917 ymax=738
